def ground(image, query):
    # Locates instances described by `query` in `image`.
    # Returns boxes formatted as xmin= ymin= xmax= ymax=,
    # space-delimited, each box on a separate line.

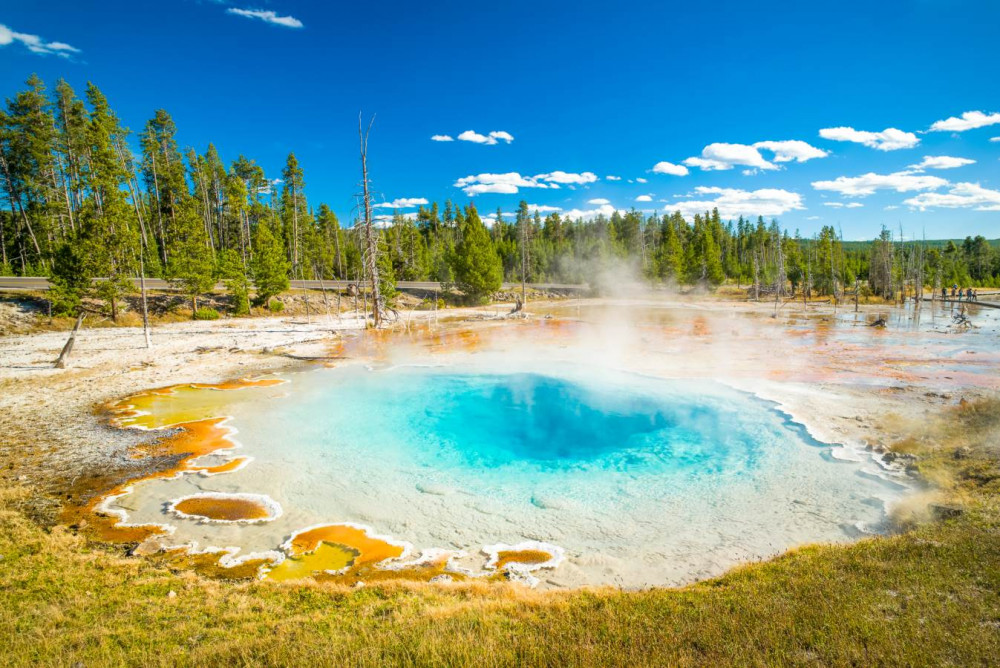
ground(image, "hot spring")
xmin=106 ymin=352 xmax=906 ymax=588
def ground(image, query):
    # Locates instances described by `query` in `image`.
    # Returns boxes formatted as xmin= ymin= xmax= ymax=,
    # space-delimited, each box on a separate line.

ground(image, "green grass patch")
xmin=1 ymin=400 xmax=999 ymax=666
xmin=192 ymin=307 xmax=220 ymax=321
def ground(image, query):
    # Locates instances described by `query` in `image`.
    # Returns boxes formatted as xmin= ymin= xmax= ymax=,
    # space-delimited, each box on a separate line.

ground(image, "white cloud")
xmin=929 ymin=111 xmax=1000 ymax=133
xmin=560 ymin=204 xmax=620 ymax=220
xmin=635 ymin=195 xmax=653 ymax=202
xmin=455 ymin=173 xmax=536 ymax=195
xmin=811 ymin=171 xmax=948 ymax=197
xmin=903 ymin=182 xmax=1000 ymax=211
xmin=587 ymin=198 xmax=611 ymax=205
xmin=0 ymin=23 xmax=80 ymax=57
xmin=806 ymin=216 xmax=821 ymax=220
xmin=884 ymin=205 xmax=900 ymax=210
xmin=683 ymin=139 xmax=827 ymax=172
xmin=457 ymin=130 xmax=492 ymax=144
xmin=373 ymin=197 xmax=429 ymax=209
xmin=455 ymin=171 xmax=597 ymax=195
xmin=535 ymin=171 xmax=598 ymax=185
xmin=226 ymin=8 xmax=304 ymax=28
xmin=684 ymin=143 xmax=777 ymax=171
xmin=823 ymin=202 xmax=864 ymax=208
xmin=605 ymin=175 xmax=621 ymax=181
xmin=431 ymin=134 xmax=454 ymax=142
xmin=526 ymin=204 xmax=562 ymax=214
xmin=489 ymin=130 xmax=514 ymax=143
xmin=651 ymin=161 xmax=689 ymax=176
xmin=372 ymin=213 xmax=417 ymax=227
xmin=456 ymin=130 xmax=514 ymax=145
xmin=635 ymin=177 xmax=648 ymax=183
xmin=752 ymin=140 xmax=828 ymax=163
xmin=991 ymin=137 xmax=1000 ymax=143
xmin=908 ymin=155 xmax=976 ymax=171
xmin=818 ymin=126 xmax=919 ymax=151
xmin=666 ymin=187 xmax=804 ymax=219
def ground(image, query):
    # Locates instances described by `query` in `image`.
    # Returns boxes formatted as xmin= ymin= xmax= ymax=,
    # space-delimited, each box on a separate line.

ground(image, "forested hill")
xmin=2 ymin=75 xmax=999 ymax=318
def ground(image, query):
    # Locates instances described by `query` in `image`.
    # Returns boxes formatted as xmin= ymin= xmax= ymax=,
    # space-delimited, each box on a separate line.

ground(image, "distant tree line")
xmin=1 ymin=75 xmax=998 ymax=318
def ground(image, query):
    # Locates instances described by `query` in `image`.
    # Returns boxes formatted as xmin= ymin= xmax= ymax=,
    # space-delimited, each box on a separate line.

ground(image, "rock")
xmin=167 ymin=590 xmax=177 ymax=599
xmin=882 ymin=452 xmax=897 ymax=464
xmin=429 ymin=574 xmax=453 ymax=584
xmin=353 ymin=581 xmax=366 ymax=589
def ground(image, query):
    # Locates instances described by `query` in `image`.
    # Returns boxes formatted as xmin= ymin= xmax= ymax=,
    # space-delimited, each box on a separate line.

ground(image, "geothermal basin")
xmin=89 ymin=300 xmax=993 ymax=589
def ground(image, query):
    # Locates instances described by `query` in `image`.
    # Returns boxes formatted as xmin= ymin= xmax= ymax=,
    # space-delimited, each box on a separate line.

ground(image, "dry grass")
xmin=1 ymin=401 xmax=999 ymax=666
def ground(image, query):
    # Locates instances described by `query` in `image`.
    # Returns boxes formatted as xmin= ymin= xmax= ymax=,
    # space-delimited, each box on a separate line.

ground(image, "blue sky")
xmin=1 ymin=0 xmax=999 ymax=239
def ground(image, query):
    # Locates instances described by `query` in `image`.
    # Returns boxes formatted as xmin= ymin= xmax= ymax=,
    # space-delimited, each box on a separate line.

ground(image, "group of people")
xmin=943 ymin=285 xmax=979 ymax=302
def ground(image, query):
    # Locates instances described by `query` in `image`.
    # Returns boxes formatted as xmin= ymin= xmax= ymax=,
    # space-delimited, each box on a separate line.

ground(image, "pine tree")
xmin=451 ymin=205 xmax=502 ymax=303
xmin=281 ymin=152 xmax=305 ymax=278
xmin=376 ymin=231 xmax=397 ymax=301
xmin=49 ymin=241 xmax=90 ymax=316
xmin=251 ymin=219 xmax=289 ymax=306
xmin=83 ymin=83 xmax=139 ymax=320
xmin=702 ymin=222 xmax=725 ymax=286
xmin=168 ymin=208 xmax=215 ymax=316
xmin=141 ymin=110 xmax=187 ymax=266
xmin=219 ymin=248 xmax=250 ymax=315
xmin=656 ymin=213 xmax=684 ymax=283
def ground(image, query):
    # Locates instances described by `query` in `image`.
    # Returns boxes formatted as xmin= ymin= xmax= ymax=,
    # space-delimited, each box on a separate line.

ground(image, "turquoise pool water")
xmin=117 ymin=362 xmax=905 ymax=587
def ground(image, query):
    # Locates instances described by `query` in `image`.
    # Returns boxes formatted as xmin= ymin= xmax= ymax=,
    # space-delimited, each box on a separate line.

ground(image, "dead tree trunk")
xmin=752 ymin=253 xmax=760 ymax=301
xmin=314 ymin=264 xmax=333 ymax=323
xmin=140 ymin=251 xmax=152 ymax=348
xmin=521 ymin=220 xmax=528 ymax=308
xmin=55 ymin=312 xmax=85 ymax=369
xmin=358 ymin=113 xmax=382 ymax=328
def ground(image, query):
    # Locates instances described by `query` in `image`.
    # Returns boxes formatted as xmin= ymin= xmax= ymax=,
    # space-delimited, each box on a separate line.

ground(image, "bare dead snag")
xmin=358 ymin=112 xmax=382 ymax=328
xmin=55 ymin=311 xmax=86 ymax=368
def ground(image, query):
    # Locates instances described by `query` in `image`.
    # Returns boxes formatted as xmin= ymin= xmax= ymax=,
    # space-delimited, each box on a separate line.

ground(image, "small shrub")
xmin=417 ymin=297 xmax=447 ymax=311
xmin=268 ymin=299 xmax=284 ymax=312
xmin=193 ymin=307 xmax=220 ymax=320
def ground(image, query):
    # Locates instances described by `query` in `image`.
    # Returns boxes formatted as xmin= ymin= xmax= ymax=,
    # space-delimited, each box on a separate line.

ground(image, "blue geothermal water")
xmin=121 ymin=362 xmax=904 ymax=587
xmin=242 ymin=365 xmax=773 ymax=484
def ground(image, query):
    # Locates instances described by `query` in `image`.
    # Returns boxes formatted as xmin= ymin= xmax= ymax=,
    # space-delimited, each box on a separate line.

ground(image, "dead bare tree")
xmin=139 ymin=247 xmax=152 ymax=349
xmin=54 ymin=311 xmax=86 ymax=368
xmin=752 ymin=252 xmax=760 ymax=301
xmin=313 ymin=262 xmax=334 ymax=323
xmin=520 ymin=216 xmax=528 ymax=310
xmin=772 ymin=227 xmax=785 ymax=317
xmin=358 ymin=113 xmax=383 ymax=328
